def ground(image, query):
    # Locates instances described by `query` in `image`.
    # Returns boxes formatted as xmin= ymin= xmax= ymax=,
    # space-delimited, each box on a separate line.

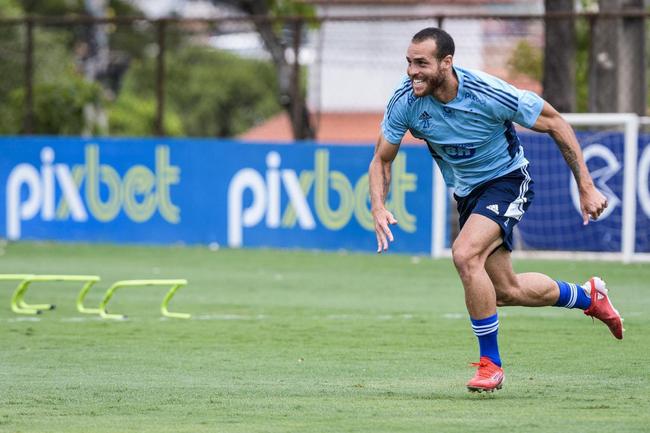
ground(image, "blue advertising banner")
xmin=636 ymin=135 xmax=650 ymax=253
xmin=518 ymin=132 xmax=650 ymax=253
xmin=518 ymin=132 xmax=625 ymax=252
xmin=0 ymin=137 xmax=435 ymax=254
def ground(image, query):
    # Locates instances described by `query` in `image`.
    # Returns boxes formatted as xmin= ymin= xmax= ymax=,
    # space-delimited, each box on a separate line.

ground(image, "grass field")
xmin=0 ymin=242 xmax=648 ymax=433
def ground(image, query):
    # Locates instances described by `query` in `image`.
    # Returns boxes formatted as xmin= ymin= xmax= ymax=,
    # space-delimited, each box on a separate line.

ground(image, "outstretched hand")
xmin=580 ymin=185 xmax=608 ymax=225
xmin=373 ymin=208 xmax=398 ymax=253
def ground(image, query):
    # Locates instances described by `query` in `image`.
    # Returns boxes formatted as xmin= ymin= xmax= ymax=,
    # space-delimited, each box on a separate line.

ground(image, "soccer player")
xmin=368 ymin=27 xmax=624 ymax=393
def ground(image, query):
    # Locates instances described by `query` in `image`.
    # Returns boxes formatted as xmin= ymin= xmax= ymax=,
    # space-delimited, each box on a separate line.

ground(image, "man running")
xmin=368 ymin=27 xmax=623 ymax=392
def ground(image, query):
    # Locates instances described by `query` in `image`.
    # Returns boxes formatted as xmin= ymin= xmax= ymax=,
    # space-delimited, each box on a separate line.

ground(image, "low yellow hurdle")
xmin=1 ymin=274 xmax=35 ymax=313
xmin=98 ymin=279 xmax=191 ymax=320
xmin=2 ymin=275 xmax=190 ymax=319
xmin=0 ymin=274 xmax=100 ymax=315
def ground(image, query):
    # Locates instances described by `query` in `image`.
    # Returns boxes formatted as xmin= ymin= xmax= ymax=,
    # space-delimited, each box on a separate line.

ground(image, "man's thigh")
xmin=453 ymin=213 xmax=503 ymax=260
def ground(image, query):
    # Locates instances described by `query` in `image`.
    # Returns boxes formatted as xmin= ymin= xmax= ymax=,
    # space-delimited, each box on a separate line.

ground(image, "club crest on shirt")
xmin=418 ymin=111 xmax=432 ymax=129
xmin=442 ymin=107 xmax=455 ymax=119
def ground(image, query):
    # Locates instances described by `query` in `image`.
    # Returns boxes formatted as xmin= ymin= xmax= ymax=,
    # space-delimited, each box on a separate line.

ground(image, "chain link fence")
xmin=0 ymin=12 xmax=647 ymax=139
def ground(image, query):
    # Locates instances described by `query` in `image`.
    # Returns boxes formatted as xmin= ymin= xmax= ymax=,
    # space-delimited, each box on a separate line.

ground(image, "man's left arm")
xmin=530 ymin=101 xmax=608 ymax=225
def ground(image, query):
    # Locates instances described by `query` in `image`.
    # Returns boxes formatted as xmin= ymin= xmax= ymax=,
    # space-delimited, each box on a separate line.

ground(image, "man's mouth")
xmin=412 ymin=78 xmax=426 ymax=92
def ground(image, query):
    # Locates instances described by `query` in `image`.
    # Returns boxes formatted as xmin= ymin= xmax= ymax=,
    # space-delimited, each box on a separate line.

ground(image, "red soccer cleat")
xmin=466 ymin=356 xmax=504 ymax=393
xmin=583 ymin=277 xmax=624 ymax=340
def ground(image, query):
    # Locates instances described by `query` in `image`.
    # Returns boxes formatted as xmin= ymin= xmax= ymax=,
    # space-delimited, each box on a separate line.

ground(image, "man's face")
xmin=406 ymin=39 xmax=450 ymax=97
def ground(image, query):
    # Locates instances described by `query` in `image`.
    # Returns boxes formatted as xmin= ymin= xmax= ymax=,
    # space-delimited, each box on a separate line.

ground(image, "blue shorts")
xmin=454 ymin=166 xmax=534 ymax=252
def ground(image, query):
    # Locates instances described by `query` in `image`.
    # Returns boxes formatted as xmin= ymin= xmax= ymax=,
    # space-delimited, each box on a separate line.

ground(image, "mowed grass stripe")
xmin=0 ymin=242 xmax=648 ymax=433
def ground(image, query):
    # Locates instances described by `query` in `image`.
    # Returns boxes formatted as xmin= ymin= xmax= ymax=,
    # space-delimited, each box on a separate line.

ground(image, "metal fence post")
xmin=23 ymin=17 xmax=34 ymax=134
xmin=291 ymin=18 xmax=303 ymax=140
xmin=155 ymin=19 xmax=167 ymax=137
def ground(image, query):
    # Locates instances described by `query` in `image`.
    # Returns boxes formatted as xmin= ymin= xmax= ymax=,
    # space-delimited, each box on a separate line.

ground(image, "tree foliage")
xmin=207 ymin=0 xmax=316 ymax=139
xmin=575 ymin=16 xmax=591 ymax=112
xmin=18 ymin=0 xmax=139 ymax=16
xmin=0 ymin=69 xmax=104 ymax=135
xmin=0 ymin=0 xmax=285 ymax=136
xmin=0 ymin=3 xmax=105 ymax=134
xmin=0 ymin=0 xmax=21 ymax=16
xmin=108 ymin=94 xmax=184 ymax=136
xmin=121 ymin=45 xmax=281 ymax=137
xmin=507 ymin=40 xmax=543 ymax=81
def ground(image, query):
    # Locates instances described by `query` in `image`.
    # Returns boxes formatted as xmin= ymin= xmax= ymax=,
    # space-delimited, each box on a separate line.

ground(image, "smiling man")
xmin=368 ymin=27 xmax=624 ymax=393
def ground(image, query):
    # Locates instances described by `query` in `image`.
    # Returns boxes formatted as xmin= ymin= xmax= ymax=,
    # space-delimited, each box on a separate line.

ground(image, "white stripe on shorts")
xmin=504 ymin=165 xmax=531 ymax=221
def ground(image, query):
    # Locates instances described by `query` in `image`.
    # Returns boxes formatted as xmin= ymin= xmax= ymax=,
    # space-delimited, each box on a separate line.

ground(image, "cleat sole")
xmin=467 ymin=383 xmax=502 ymax=393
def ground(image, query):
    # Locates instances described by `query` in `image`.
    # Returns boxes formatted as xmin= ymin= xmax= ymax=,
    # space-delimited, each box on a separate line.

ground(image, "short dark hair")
xmin=411 ymin=27 xmax=455 ymax=60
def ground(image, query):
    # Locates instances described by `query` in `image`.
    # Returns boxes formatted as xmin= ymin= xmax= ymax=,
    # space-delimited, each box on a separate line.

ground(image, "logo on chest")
xmin=442 ymin=145 xmax=476 ymax=159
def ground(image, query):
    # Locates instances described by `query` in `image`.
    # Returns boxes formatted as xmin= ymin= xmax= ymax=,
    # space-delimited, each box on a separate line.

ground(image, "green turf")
xmin=0 ymin=242 xmax=648 ymax=433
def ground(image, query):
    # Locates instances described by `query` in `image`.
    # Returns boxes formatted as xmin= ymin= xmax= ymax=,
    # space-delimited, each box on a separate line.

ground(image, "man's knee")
xmin=451 ymin=241 xmax=483 ymax=277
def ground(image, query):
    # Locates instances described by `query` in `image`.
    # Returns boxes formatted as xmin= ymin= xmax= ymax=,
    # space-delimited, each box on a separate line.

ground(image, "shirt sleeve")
xmin=470 ymin=70 xmax=544 ymax=128
xmin=512 ymin=90 xmax=544 ymax=129
xmin=380 ymin=78 xmax=412 ymax=145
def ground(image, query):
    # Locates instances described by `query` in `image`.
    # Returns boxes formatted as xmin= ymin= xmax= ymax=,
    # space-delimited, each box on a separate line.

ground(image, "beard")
xmin=427 ymin=70 xmax=447 ymax=92
xmin=412 ymin=69 xmax=447 ymax=96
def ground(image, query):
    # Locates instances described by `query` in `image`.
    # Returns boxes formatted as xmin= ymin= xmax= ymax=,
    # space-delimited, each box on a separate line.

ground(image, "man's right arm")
xmin=369 ymin=133 xmax=400 ymax=253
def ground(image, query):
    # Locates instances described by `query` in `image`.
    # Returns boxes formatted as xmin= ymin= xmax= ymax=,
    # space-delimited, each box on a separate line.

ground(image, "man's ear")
xmin=441 ymin=54 xmax=453 ymax=71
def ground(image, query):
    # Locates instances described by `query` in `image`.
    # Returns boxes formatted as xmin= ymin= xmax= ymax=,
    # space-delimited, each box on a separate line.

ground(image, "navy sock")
xmin=554 ymin=281 xmax=591 ymax=310
xmin=470 ymin=313 xmax=501 ymax=367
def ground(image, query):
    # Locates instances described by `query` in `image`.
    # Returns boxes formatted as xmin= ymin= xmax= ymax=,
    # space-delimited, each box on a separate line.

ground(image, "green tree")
xmin=120 ymin=45 xmax=281 ymax=137
xmin=0 ymin=0 xmax=148 ymax=133
xmin=0 ymin=0 xmax=297 ymax=136
xmin=507 ymin=40 xmax=543 ymax=81
xmin=0 ymin=0 xmax=21 ymax=15
xmin=0 ymin=12 xmax=23 ymax=102
xmin=575 ymin=16 xmax=591 ymax=112
xmin=207 ymin=0 xmax=316 ymax=139
xmin=18 ymin=0 xmax=138 ymax=16
xmin=0 ymin=14 xmax=102 ymax=134
xmin=108 ymin=94 xmax=184 ymax=136
xmin=0 ymin=68 xmax=104 ymax=134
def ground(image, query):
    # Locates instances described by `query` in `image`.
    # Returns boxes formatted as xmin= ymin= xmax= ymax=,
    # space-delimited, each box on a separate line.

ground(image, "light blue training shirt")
xmin=381 ymin=65 xmax=544 ymax=197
